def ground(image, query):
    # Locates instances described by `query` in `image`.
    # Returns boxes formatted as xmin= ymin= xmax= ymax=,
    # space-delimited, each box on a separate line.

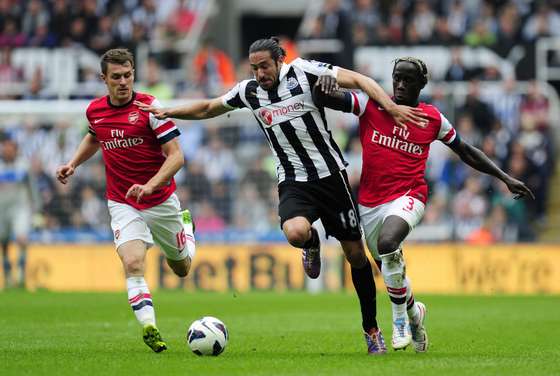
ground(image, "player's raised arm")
xmin=448 ymin=137 xmax=535 ymax=200
xmin=56 ymin=133 xmax=100 ymax=184
xmin=135 ymin=97 xmax=231 ymax=120
xmin=336 ymin=68 xmax=427 ymax=127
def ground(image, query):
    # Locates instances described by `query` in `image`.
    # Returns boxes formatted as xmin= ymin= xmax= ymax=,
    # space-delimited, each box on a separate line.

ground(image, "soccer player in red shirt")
xmin=314 ymin=57 xmax=534 ymax=353
xmin=55 ymin=49 xmax=196 ymax=353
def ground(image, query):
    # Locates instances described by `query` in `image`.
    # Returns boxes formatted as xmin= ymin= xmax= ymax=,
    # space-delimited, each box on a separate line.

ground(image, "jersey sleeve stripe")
xmin=158 ymin=129 xmax=180 ymax=144
xmin=351 ymin=92 xmax=360 ymax=115
xmin=88 ymin=126 xmax=96 ymax=136
xmin=154 ymin=121 xmax=176 ymax=136
xmin=440 ymin=128 xmax=456 ymax=144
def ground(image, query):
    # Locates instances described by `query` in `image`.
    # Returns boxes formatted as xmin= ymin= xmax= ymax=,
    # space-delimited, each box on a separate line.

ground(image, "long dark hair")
xmin=248 ymin=37 xmax=286 ymax=61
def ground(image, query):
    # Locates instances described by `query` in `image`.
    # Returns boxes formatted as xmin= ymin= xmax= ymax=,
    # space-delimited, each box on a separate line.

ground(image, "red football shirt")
xmin=349 ymin=92 xmax=457 ymax=207
xmin=86 ymin=92 xmax=180 ymax=210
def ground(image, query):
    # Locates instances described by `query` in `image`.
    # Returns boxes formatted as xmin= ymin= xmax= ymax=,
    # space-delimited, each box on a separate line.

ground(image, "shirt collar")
xmin=278 ymin=62 xmax=290 ymax=82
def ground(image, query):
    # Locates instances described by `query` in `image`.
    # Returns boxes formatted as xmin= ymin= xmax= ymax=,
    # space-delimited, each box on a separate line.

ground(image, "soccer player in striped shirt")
xmin=313 ymin=57 xmax=534 ymax=352
xmin=137 ymin=37 xmax=428 ymax=355
xmin=56 ymin=49 xmax=196 ymax=353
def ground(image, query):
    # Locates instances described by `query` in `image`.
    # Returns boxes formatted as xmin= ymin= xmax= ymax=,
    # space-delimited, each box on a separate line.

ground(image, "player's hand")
xmin=126 ymin=183 xmax=155 ymax=203
xmin=316 ymin=75 xmax=340 ymax=95
xmin=503 ymin=176 xmax=535 ymax=200
xmin=388 ymin=105 xmax=428 ymax=128
xmin=55 ymin=164 xmax=75 ymax=184
xmin=134 ymin=101 xmax=169 ymax=120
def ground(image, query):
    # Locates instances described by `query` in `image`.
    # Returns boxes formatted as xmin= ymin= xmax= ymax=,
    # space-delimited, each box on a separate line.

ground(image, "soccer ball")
xmin=187 ymin=316 xmax=228 ymax=356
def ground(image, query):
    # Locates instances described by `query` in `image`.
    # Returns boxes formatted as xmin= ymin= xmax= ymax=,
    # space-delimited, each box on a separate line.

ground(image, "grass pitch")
xmin=1 ymin=291 xmax=558 ymax=376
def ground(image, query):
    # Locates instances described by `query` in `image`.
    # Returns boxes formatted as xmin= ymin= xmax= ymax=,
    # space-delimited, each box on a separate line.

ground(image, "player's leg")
xmin=377 ymin=215 xmax=412 ymax=350
xmin=340 ymin=238 xmax=386 ymax=355
xmin=109 ymin=200 xmax=166 ymax=353
xmin=13 ymin=208 xmax=31 ymax=288
xmin=14 ymin=235 xmax=27 ymax=288
xmin=320 ymin=171 xmax=386 ymax=354
xmin=143 ymin=194 xmax=196 ymax=278
xmin=278 ymin=181 xmax=321 ymax=279
xmin=1 ymin=237 xmax=11 ymax=288
xmin=377 ymin=195 xmax=427 ymax=351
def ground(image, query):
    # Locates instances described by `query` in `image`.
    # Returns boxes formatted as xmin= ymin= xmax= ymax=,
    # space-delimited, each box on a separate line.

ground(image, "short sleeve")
xmin=437 ymin=113 xmax=457 ymax=144
xmin=85 ymin=106 xmax=96 ymax=137
xmin=344 ymin=91 xmax=369 ymax=117
xmin=149 ymin=98 xmax=180 ymax=144
xmin=221 ymin=82 xmax=245 ymax=109
xmin=292 ymin=58 xmax=339 ymax=79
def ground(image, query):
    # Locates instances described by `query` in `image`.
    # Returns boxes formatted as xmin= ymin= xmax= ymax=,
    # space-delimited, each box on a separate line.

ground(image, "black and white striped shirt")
xmin=221 ymin=58 xmax=347 ymax=183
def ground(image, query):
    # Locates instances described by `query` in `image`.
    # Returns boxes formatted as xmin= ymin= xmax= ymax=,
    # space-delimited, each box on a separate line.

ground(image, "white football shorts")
xmin=108 ymin=193 xmax=192 ymax=261
xmin=359 ymin=195 xmax=425 ymax=261
xmin=0 ymin=202 xmax=31 ymax=240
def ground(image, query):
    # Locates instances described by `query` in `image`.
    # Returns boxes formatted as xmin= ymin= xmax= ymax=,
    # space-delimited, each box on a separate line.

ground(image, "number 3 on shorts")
xmin=405 ymin=197 xmax=414 ymax=211
xmin=339 ymin=209 xmax=358 ymax=229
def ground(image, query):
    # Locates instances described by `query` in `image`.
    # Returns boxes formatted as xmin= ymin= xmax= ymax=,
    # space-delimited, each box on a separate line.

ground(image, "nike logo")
xmin=377 ymin=106 xmax=384 ymax=111
xmin=94 ymin=118 xmax=105 ymax=124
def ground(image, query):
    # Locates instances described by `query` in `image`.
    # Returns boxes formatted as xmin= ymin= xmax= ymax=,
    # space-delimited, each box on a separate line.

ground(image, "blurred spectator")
xmin=0 ymin=19 xmax=26 ymax=47
xmin=0 ymin=139 xmax=34 ymax=288
xmin=21 ymin=67 xmax=52 ymax=100
xmin=192 ymin=39 xmax=236 ymax=97
xmin=489 ymin=78 xmax=522 ymax=135
xmin=411 ymin=0 xmax=436 ymax=43
xmin=21 ymin=0 xmax=49 ymax=38
xmin=233 ymin=182 xmax=271 ymax=232
xmin=522 ymin=2 xmax=560 ymax=41
xmin=496 ymin=2 xmax=521 ymax=57
xmin=458 ymin=80 xmax=495 ymax=136
xmin=445 ymin=48 xmax=471 ymax=81
xmin=453 ymin=175 xmax=488 ymax=240
xmin=0 ymin=47 xmax=22 ymax=98
xmin=137 ymin=58 xmax=174 ymax=100
xmin=49 ymin=0 xmax=72 ymax=44
xmin=89 ymin=15 xmax=117 ymax=54
xmin=192 ymin=199 xmax=226 ymax=234
xmin=446 ymin=0 xmax=468 ymax=40
xmin=520 ymin=80 xmax=550 ymax=132
xmin=464 ymin=20 xmax=496 ymax=47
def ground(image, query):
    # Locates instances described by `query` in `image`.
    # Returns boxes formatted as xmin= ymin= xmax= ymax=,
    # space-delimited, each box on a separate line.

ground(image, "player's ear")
xmin=100 ymin=73 xmax=106 ymax=82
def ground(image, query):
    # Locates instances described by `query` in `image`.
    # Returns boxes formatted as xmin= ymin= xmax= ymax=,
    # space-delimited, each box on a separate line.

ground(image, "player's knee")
xmin=377 ymin=236 xmax=400 ymax=255
xmin=122 ymin=255 xmax=144 ymax=275
xmin=283 ymin=227 xmax=309 ymax=248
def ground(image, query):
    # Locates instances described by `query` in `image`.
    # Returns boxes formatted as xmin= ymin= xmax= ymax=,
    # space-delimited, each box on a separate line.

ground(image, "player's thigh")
xmin=383 ymin=196 xmax=425 ymax=231
xmin=108 ymin=200 xmax=154 ymax=250
xmin=359 ymin=203 xmax=387 ymax=261
xmin=278 ymin=181 xmax=319 ymax=231
xmin=142 ymin=194 xmax=188 ymax=261
xmin=315 ymin=170 xmax=361 ymax=241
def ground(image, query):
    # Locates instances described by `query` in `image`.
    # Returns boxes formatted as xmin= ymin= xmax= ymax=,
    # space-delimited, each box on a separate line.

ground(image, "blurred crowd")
xmin=0 ymin=0 xmax=556 ymax=243
xmin=0 ymin=77 xmax=552 ymax=242
xmin=312 ymin=0 xmax=560 ymax=53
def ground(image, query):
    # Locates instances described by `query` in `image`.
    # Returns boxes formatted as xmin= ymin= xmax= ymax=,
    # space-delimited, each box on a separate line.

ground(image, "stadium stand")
xmin=0 ymin=0 xmax=558 ymax=243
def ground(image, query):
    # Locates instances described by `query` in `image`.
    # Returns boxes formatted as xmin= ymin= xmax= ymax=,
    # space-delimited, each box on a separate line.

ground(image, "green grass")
xmin=1 ymin=291 xmax=559 ymax=375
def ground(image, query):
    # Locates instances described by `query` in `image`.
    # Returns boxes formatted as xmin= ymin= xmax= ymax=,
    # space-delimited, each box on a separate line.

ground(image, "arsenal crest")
xmin=128 ymin=111 xmax=139 ymax=124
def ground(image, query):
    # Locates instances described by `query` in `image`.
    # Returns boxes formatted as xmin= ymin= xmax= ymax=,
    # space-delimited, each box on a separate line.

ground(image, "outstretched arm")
xmin=336 ymin=68 xmax=427 ymax=127
xmin=56 ymin=133 xmax=100 ymax=184
xmin=448 ymin=138 xmax=535 ymax=200
xmin=135 ymin=97 xmax=231 ymax=120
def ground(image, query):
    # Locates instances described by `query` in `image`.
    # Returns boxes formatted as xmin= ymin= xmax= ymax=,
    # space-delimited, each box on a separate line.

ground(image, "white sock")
xmin=184 ymin=222 xmax=196 ymax=260
xmin=405 ymin=276 xmax=421 ymax=323
xmin=380 ymin=249 xmax=407 ymax=320
xmin=127 ymin=276 xmax=155 ymax=326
